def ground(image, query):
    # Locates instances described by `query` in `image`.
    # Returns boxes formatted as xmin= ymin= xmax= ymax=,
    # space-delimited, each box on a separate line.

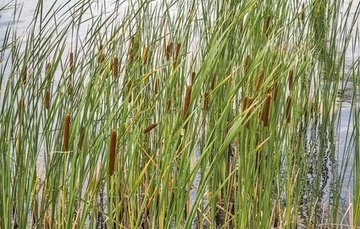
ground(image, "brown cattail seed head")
xmin=78 ymin=127 xmax=85 ymax=150
xmin=166 ymin=100 xmax=172 ymax=113
xmin=62 ymin=114 xmax=71 ymax=151
xmin=261 ymin=94 xmax=271 ymax=126
xmin=242 ymin=96 xmax=250 ymax=112
xmin=165 ymin=42 xmax=173 ymax=61
xmin=191 ymin=72 xmax=196 ymax=83
xmin=108 ymin=130 xmax=117 ymax=176
xmin=203 ymin=91 xmax=209 ymax=111
xmin=98 ymin=45 xmax=105 ymax=64
xmin=143 ymin=123 xmax=158 ymax=133
xmin=211 ymin=75 xmax=216 ymax=91
xmin=154 ymin=78 xmax=159 ymax=94
xmin=69 ymin=52 xmax=74 ymax=71
xmin=142 ymin=46 xmax=149 ymax=63
xmin=288 ymin=69 xmax=294 ymax=91
xmin=44 ymin=90 xmax=50 ymax=110
xmin=182 ymin=85 xmax=192 ymax=121
xmin=244 ymin=55 xmax=251 ymax=74
xmin=263 ymin=16 xmax=271 ymax=34
xmin=173 ymin=43 xmax=181 ymax=69
xmin=286 ymin=96 xmax=292 ymax=123
xmin=22 ymin=65 xmax=27 ymax=84
xmin=112 ymin=57 xmax=119 ymax=77
xmin=301 ymin=3 xmax=305 ymax=22
xmin=256 ymin=70 xmax=265 ymax=91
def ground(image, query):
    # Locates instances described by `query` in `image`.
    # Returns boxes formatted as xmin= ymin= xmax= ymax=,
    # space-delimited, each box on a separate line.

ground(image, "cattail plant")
xmin=128 ymin=35 xmax=139 ymax=64
xmin=261 ymin=94 xmax=271 ymax=126
xmin=143 ymin=123 xmax=158 ymax=133
xmin=173 ymin=42 xmax=181 ymax=69
xmin=112 ymin=57 xmax=119 ymax=77
xmin=44 ymin=90 xmax=50 ymax=110
xmin=263 ymin=16 xmax=271 ymax=34
xmin=256 ymin=70 xmax=265 ymax=91
xmin=244 ymin=55 xmax=251 ymax=75
xmin=166 ymin=99 xmax=172 ymax=113
xmin=182 ymin=85 xmax=192 ymax=122
xmin=286 ymin=96 xmax=292 ymax=123
xmin=21 ymin=65 xmax=27 ymax=84
xmin=211 ymin=74 xmax=216 ymax=91
xmin=108 ymin=130 xmax=117 ymax=176
xmin=98 ymin=45 xmax=105 ymax=64
xmin=142 ymin=46 xmax=149 ymax=63
xmin=165 ymin=42 xmax=173 ymax=61
xmin=203 ymin=91 xmax=209 ymax=111
xmin=69 ymin=52 xmax=74 ymax=71
xmin=191 ymin=71 xmax=196 ymax=83
xmin=288 ymin=69 xmax=294 ymax=91
xmin=78 ymin=127 xmax=85 ymax=150
xmin=62 ymin=114 xmax=71 ymax=151
xmin=154 ymin=77 xmax=159 ymax=94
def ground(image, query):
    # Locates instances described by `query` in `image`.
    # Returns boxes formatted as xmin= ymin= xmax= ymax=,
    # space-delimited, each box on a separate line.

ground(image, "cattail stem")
xmin=109 ymin=130 xmax=117 ymax=176
xmin=262 ymin=94 xmax=271 ymax=126
xmin=63 ymin=114 xmax=71 ymax=151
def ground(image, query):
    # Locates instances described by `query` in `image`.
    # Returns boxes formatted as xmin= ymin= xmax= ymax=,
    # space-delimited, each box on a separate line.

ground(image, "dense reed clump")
xmin=0 ymin=0 xmax=359 ymax=228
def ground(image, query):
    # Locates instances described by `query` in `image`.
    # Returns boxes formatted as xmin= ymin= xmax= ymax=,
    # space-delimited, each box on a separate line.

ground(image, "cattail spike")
xmin=78 ymin=127 xmax=85 ymax=150
xmin=69 ymin=52 xmax=74 ymax=71
xmin=203 ymin=91 xmax=209 ymax=111
xmin=261 ymin=94 xmax=271 ymax=126
xmin=263 ymin=16 xmax=271 ymax=34
xmin=44 ymin=90 xmax=50 ymax=110
xmin=173 ymin=43 xmax=181 ymax=69
xmin=182 ymin=85 xmax=192 ymax=121
xmin=108 ymin=130 xmax=117 ymax=176
xmin=286 ymin=96 xmax=292 ymax=123
xmin=142 ymin=46 xmax=149 ymax=63
xmin=154 ymin=78 xmax=159 ymax=94
xmin=288 ymin=69 xmax=294 ymax=91
xmin=112 ymin=57 xmax=119 ymax=77
xmin=166 ymin=100 xmax=172 ymax=113
xmin=63 ymin=114 xmax=71 ymax=151
xmin=244 ymin=55 xmax=251 ymax=74
xmin=165 ymin=42 xmax=173 ymax=61
xmin=22 ymin=65 xmax=27 ymax=84
xmin=211 ymin=75 xmax=216 ymax=91
xmin=191 ymin=71 xmax=196 ymax=83
xmin=256 ymin=70 xmax=265 ymax=91
xmin=143 ymin=123 xmax=158 ymax=133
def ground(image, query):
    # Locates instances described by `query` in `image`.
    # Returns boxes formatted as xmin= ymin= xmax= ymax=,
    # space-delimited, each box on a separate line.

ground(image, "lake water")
xmin=1 ymin=0 xmax=359 ymax=227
